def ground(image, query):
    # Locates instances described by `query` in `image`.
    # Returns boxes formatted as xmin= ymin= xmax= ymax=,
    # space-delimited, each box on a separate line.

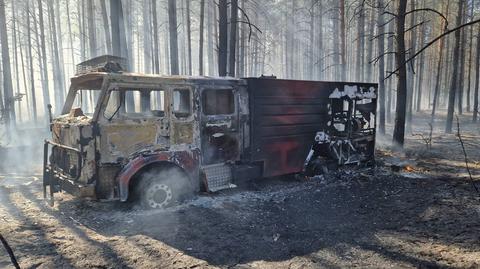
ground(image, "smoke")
xmin=132 ymin=166 xmax=195 ymax=209
xmin=0 ymin=125 xmax=49 ymax=175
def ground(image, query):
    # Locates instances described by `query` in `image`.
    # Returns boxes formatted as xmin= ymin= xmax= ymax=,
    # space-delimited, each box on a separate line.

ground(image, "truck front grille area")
xmin=50 ymin=146 xmax=81 ymax=180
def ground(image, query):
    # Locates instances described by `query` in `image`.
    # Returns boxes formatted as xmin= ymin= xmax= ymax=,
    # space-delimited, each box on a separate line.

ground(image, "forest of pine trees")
xmin=0 ymin=0 xmax=479 ymax=148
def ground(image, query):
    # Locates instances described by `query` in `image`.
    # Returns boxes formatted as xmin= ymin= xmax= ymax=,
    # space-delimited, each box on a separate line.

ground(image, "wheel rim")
xmin=145 ymin=183 xmax=173 ymax=208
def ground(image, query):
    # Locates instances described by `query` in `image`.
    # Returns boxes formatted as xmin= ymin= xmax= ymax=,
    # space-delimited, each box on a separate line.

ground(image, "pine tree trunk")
xmin=377 ymin=0 xmax=386 ymax=135
xmin=392 ymin=0 xmax=408 ymax=148
xmin=445 ymin=0 xmax=464 ymax=133
xmin=152 ymin=0 xmax=160 ymax=73
xmin=198 ymin=0 xmax=205 ymax=75
xmin=228 ymin=0 xmax=238 ymax=77
xmin=207 ymin=0 xmax=214 ymax=75
xmin=66 ymin=0 xmax=75 ymax=67
xmin=386 ymin=17 xmax=395 ymax=123
xmin=355 ymin=3 xmax=364 ymax=81
xmin=366 ymin=9 xmax=375 ymax=82
xmin=340 ymin=0 xmax=346 ymax=80
xmin=466 ymin=0 xmax=474 ymax=112
xmin=457 ymin=9 xmax=467 ymax=115
xmin=405 ymin=0 xmax=416 ymax=133
xmin=143 ymin=0 xmax=152 ymax=73
xmin=26 ymin=0 xmax=37 ymax=122
xmin=100 ymin=0 xmax=112 ymax=54
xmin=37 ymin=0 xmax=51 ymax=119
xmin=431 ymin=1 xmax=449 ymax=123
xmin=87 ymin=0 xmax=97 ymax=57
xmin=473 ymin=24 xmax=480 ymax=122
xmin=311 ymin=1 xmax=324 ymax=80
xmin=218 ymin=0 xmax=228 ymax=76
xmin=186 ymin=0 xmax=192 ymax=75
xmin=0 ymin=0 xmax=15 ymax=128
xmin=168 ymin=0 xmax=179 ymax=75
xmin=11 ymin=0 xmax=22 ymax=121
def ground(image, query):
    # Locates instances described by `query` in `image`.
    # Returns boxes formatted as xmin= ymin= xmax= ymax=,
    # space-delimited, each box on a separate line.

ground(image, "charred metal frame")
xmin=44 ymin=71 xmax=378 ymax=205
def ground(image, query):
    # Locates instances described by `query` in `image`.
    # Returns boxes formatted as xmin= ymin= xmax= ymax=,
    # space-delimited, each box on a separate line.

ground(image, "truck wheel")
xmin=136 ymin=167 xmax=192 ymax=209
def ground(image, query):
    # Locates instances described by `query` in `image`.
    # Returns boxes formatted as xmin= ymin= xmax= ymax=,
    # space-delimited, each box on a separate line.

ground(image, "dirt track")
xmin=1 ymin=113 xmax=480 ymax=269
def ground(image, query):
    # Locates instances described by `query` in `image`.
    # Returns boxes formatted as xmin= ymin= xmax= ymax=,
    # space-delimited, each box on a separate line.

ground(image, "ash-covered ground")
xmin=0 ymin=112 xmax=479 ymax=269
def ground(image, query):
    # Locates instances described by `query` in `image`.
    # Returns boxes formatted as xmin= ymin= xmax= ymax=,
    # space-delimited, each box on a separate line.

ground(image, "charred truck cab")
xmin=44 ymin=56 xmax=377 ymax=208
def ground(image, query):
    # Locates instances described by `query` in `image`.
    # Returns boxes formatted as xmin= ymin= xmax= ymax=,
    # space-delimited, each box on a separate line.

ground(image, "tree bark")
xmin=151 ymin=0 xmax=159 ymax=73
xmin=186 ymin=0 xmax=192 ymax=75
xmin=66 ymin=0 xmax=75 ymax=67
xmin=26 ymin=0 xmax=37 ymax=122
xmin=198 ymin=0 xmax=205 ymax=75
xmin=218 ymin=0 xmax=228 ymax=76
xmin=392 ymin=0 xmax=408 ymax=148
xmin=35 ymin=0 xmax=51 ymax=120
xmin=168 ymin=0 xmax=179 ymax=75
xmin=100 ymin=0 xmax=112 ymax=54
xmin=473 ymin=23 xmax=480 ymax=122
xmin=143 ymin=0 xmax=152 ymax=73
xmin=0 ymin=0 xmax=15 ymax=128
xmin=431 ymin=0 xmax=449 ymax=123
xmin=228 ymin=0 xmax=238 ymax=77
xmin=445 ymin=0 xmax=464 ymax=133
xmin=87 ymin=0 xmax=97 ymax=57
xmin=377 ymin=0 xmax=386 ymax=135
xmin=340 ymin=0 xmax=346 ymax=80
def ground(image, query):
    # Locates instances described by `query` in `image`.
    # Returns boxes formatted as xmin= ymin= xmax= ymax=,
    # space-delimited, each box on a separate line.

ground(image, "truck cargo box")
xmin=246 ymin=78 xmax=377 ymax=177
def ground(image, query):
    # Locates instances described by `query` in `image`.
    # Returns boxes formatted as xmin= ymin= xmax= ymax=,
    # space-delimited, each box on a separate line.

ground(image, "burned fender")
xmin=117 ymin=149 xmax=200 ymax=201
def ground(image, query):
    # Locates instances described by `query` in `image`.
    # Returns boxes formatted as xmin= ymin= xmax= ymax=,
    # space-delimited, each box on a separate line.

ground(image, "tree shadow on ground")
xmin=50 ymin=174 xmax=480 ymax=267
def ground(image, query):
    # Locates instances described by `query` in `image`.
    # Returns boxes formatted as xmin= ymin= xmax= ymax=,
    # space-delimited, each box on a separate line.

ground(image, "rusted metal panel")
xmin=246 ymin=78 xmax=377 ymax=177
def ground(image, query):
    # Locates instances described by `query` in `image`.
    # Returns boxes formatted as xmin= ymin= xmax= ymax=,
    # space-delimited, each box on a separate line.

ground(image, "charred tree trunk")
xmin=66 ymin=0 xmax=75 ymax=67
xmin=186 ymin=0 xmax=192 ymax=75
xmin=168 ymin=0 xmax=179 ymax=75
xmin=152 ymin=0 xmax=160 ymax=73
xmin=199 ymin=0 xmax=205 ymax=75
xmin=392 ymin=0 xmax=408 ymax=148
xmin=228 ymin=0 xmax=238 ymax=77
xmin=0 ymin=0 xmax=15 ymax=128
xmin=474 ymin=24 xmax=480 ymax=122
xmin=218 ymin=0 xmax=228 ymax=76
xmin=87 ymin=0 xmax=97 ymax=57
xmin=431 ymin=1 xmax=449 ymax=123
xmin=26 ymin=0 xmax=37 ymax=122
xmin=143 ymin=0 xmax=152 ymax=73
xmin=377 ymin=0 xmax=386 ymax=135
xmin=445 ymin=0 xmax=464 ymax=133
xmin=100 ymin=0 xmax=112 ymax=54
xmin=340 ymin=0 xmax=346 ymax=80
xmin=386 ymin=18 xmax=395 ymax=123
xmin=35 ymin=0 xmax=50 ymax=120
xmin=405 ymin=0 xmax=416 ymax=133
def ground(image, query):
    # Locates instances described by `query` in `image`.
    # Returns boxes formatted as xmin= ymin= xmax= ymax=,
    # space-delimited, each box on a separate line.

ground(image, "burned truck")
xmin=44 ymin=56 xmax=377 ymax=208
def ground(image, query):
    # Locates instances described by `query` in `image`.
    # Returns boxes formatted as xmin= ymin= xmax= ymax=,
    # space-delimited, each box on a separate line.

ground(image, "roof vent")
xmin=75 ymin=55 xmax=128 ymax=75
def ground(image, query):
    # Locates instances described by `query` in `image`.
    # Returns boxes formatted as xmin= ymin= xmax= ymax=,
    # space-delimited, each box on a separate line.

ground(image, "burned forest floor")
xmin=1 ymin=112 xmax=480 ymax=269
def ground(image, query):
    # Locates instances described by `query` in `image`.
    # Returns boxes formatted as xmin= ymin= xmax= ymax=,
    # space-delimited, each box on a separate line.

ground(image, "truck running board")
xmin=202 ymin=163 xmax=236 ymax=192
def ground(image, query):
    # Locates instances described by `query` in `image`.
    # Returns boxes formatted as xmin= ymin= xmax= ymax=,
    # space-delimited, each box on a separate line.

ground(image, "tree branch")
xmin=385 ymin=18 xmax=480 ymax=80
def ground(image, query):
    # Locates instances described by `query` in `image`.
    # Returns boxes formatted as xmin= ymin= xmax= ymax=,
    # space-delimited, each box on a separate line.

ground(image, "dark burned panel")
xmin=246 ymin=78 xmax=377 ymax=177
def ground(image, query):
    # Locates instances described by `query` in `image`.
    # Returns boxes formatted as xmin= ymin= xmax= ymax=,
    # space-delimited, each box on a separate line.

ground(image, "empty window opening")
xmin=202 ymin=89 xmax=234 ymax=115
xmin=173 ymin=89 xmax=191 ymax=118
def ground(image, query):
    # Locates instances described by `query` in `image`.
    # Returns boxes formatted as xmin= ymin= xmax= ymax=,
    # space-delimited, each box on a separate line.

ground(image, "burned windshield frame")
xmin=103 ymin=88 xmax=166 ymax=120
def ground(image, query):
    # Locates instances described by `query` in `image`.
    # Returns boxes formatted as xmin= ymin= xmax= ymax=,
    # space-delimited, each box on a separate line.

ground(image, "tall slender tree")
xmin=446 ymin=0 xmax=465 ymax=133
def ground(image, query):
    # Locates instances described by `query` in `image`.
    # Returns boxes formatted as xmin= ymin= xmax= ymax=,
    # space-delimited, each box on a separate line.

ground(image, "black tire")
xmin=135 ymin=166 xmax=193 ymax=209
